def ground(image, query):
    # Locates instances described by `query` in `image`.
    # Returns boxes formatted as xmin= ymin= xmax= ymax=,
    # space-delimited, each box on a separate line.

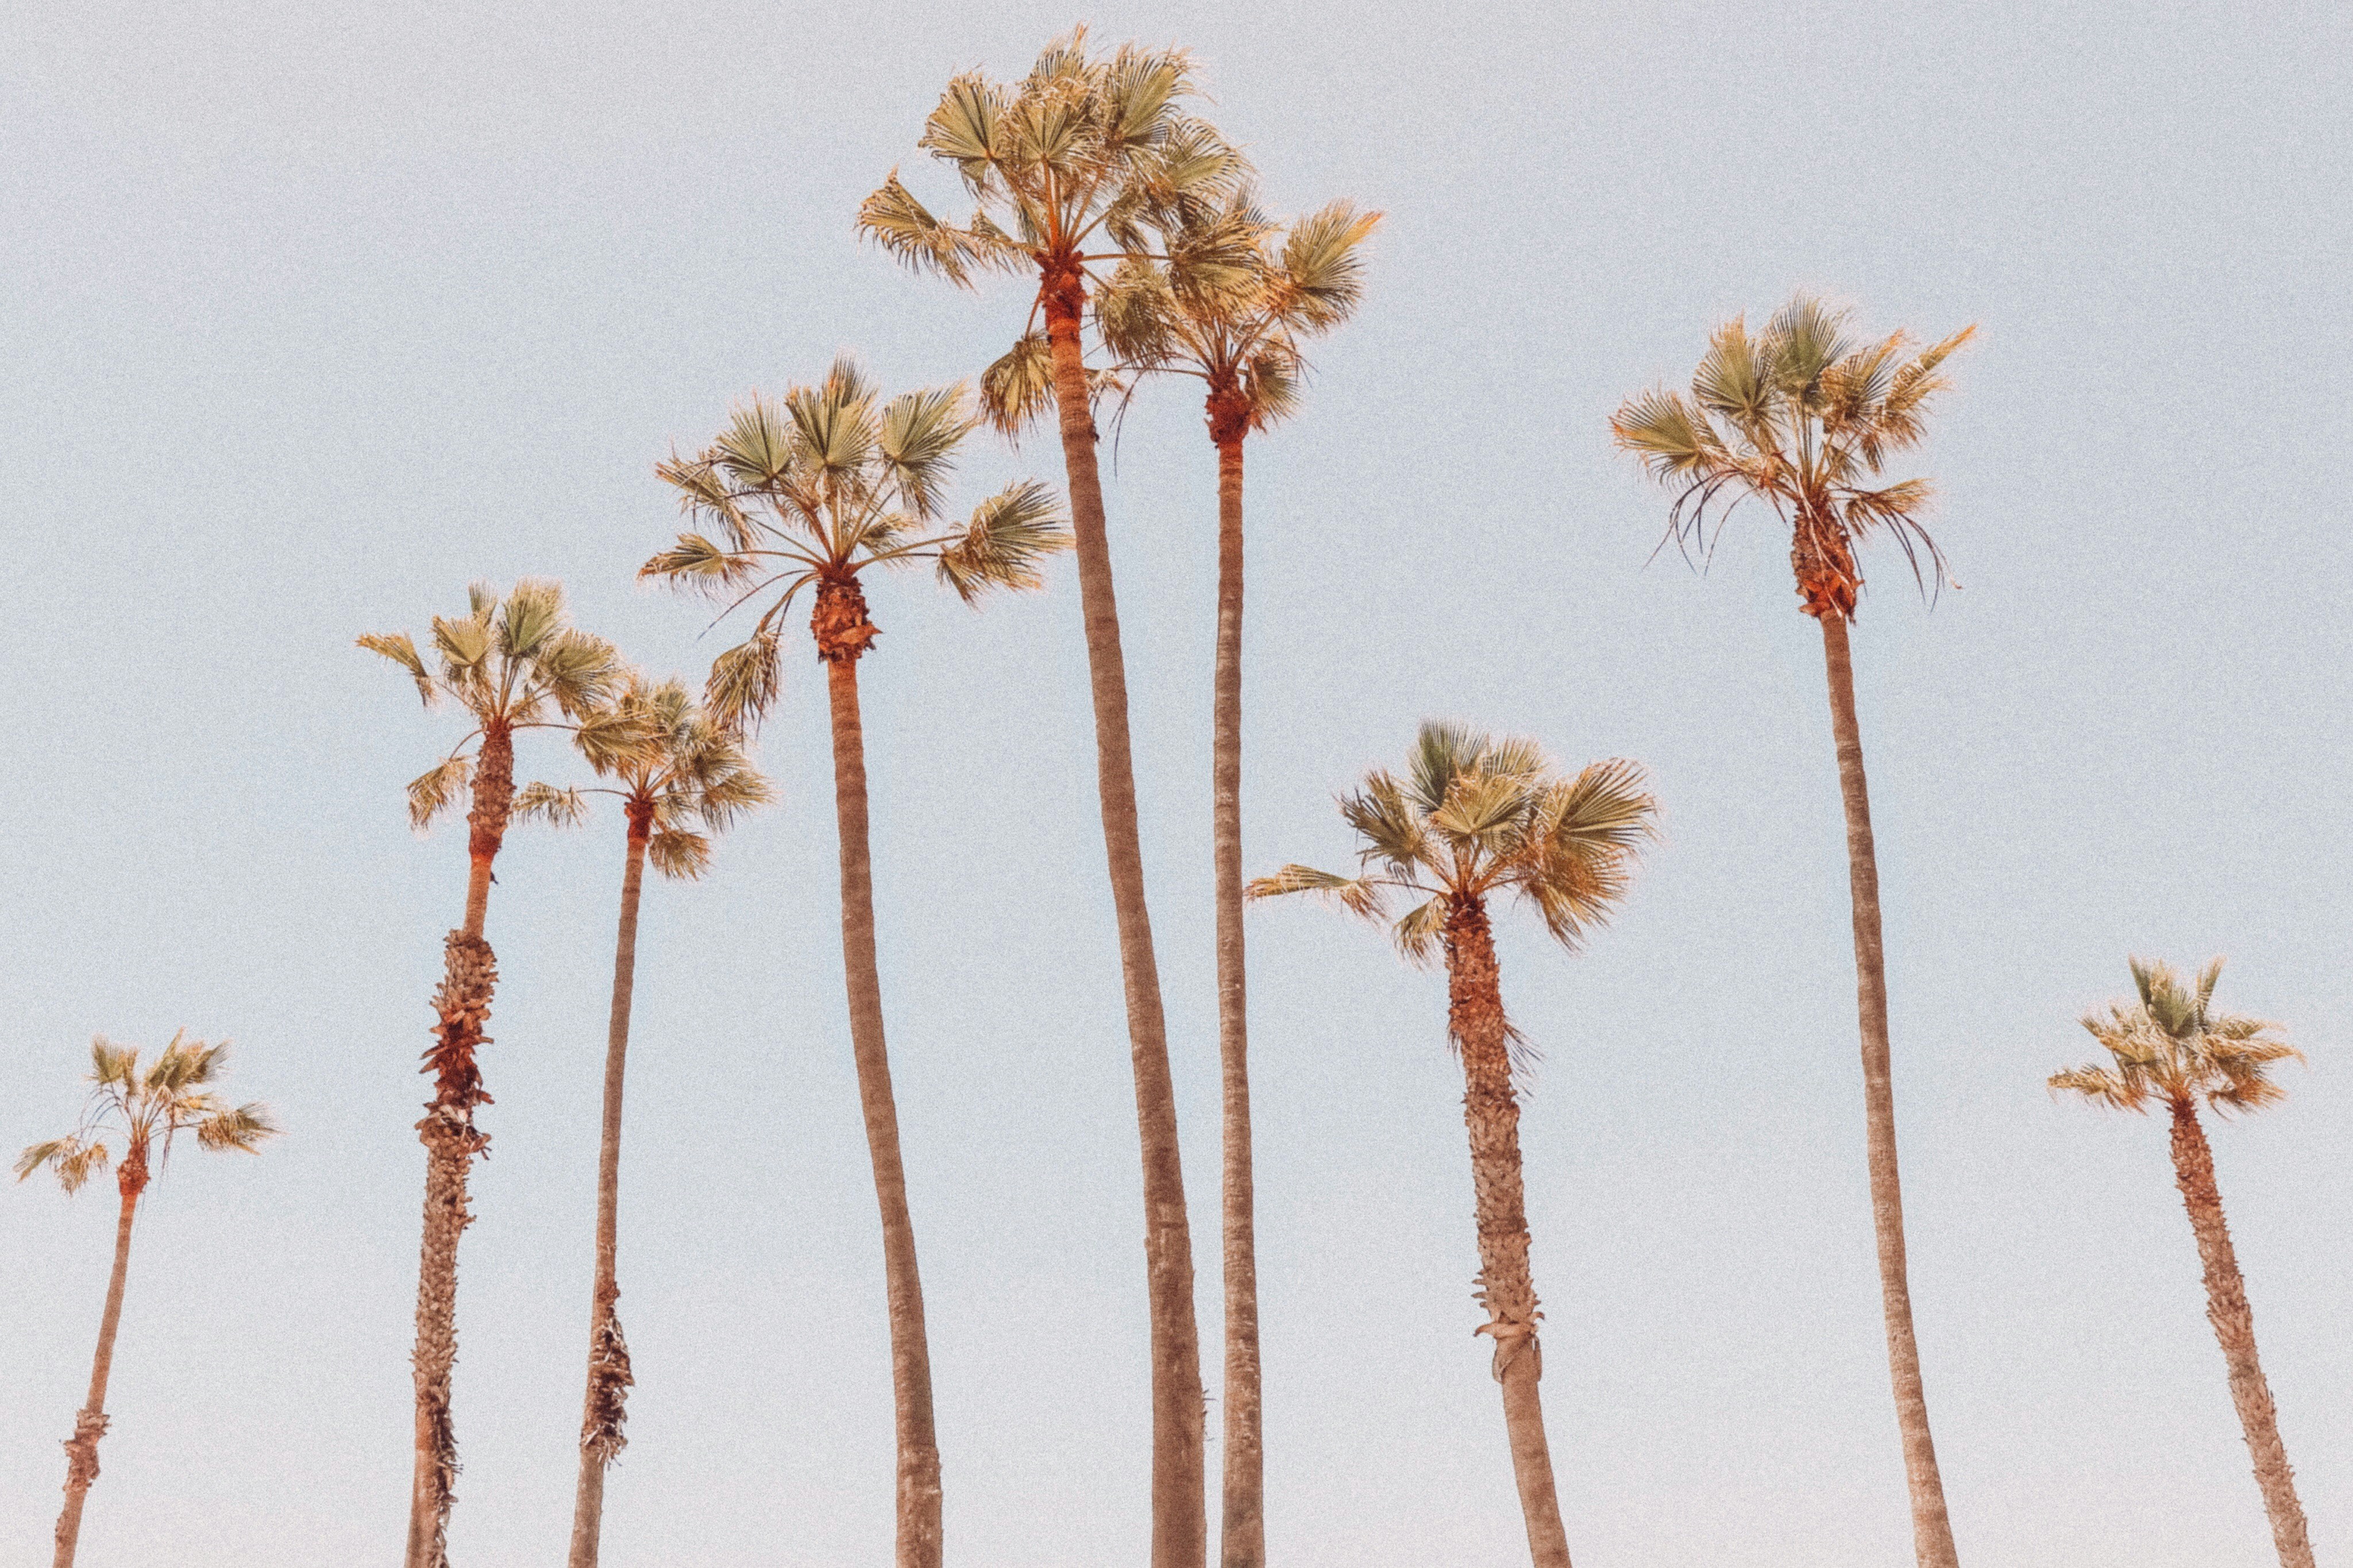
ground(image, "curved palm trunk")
xmin=51 ymin=1164 xmax=145 ymax=1567
xmin=1818 ymin=613 xmax=1959 ymax=1568
xmin=1210 ymin=429 xmax=1264 ymax=1568
xmin=407 ymin=724 xmax=510 ymax=1568
xmin=1042 ymin=268 xmax=1206 ymax=1568
xmin=567 ymin=812 xmax=651 ymax=1568
xmin=2166 ymin=1097 xmax=2315 ymax=1567
xmin=818 ymin=583 xmax=943 ymax=1568
xmin=1442 ymin=899 xmax=1571 ymax=1568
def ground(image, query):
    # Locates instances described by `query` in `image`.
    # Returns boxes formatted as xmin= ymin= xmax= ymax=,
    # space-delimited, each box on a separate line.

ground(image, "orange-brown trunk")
xmin=1041 ymin=258 xmax=1206 ymax=1568
xmin=2166 ymin=1098 xmax=2314 ymax=1568
xmin=51 ymin=1156 xmax=145 ymax=1568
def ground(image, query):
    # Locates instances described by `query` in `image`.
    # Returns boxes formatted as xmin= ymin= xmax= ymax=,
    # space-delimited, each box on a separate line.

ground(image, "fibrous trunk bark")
xmin=407 ymin=724 xmax=509 ymax=1568
xmin=1441 ymin=899 xmax=1571 ymax=1568
xmin=1209 ymin=424 xmax=1264 ymax=1568
xmin=1817 ymin=612 xmax=1959 ymax=1568
xmin=568 ymin=812 xmax=651 ymax=1568
xmin=1042 ymin=265 xmax=1206 ymax=1568
xmin=2166 ymin=1097 xmax=2315 ymax=1568
xmin=820 ymin=582 xmax=943 ymax=1568
xmin=51 ymin=1160 xmax=144 ymax=1568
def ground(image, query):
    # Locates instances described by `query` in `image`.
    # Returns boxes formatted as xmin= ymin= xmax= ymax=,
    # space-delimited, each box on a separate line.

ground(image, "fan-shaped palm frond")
xmin=2051 ymin=956 xmax=2302 ymax=1117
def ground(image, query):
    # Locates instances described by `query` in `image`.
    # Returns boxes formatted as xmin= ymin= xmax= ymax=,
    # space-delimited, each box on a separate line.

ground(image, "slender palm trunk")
xmin=568 ymin=812 xmax=651 ymax=1568
xmin=1209 ymin=427 xmax=1264 ymax=1568
xmin=817 ymin=583 xmax=943 ymax=1568
xmin=1818 ymin=613 xmax=1959 ymax=1568
xmin=2166 ymin=1097 xmax=2315 ymax=1567
xmin=1042 ymin=265 xmax=1206 ymax=1568
xmin=407 ymin=724 xmax=510 ymax=1568
xmin=1441 ymin=899 xmax=1571 ymax=1568
xmin=52 ymin=1163 xmax=145 ymax=1567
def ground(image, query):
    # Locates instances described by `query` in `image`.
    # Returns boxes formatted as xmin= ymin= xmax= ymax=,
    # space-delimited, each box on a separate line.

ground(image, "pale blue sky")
xmin=3 ymin=2 xmax=2348 ymax=1565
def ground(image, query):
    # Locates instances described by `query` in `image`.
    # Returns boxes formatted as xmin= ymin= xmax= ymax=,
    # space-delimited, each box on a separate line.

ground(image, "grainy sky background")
xmin=2 ymin=2 xmax=2347 ymax=1564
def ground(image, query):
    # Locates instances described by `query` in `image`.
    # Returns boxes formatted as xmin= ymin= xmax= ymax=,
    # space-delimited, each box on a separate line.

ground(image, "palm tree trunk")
xmin=52 ymin=1166 xmax=144 ymax=1568
xmin=819 ymin=594 xmax=944 ymax=1568
xmin=1210 ymin=430 xmax=1264 ymax=1568
xmin=1817 ymin=612 xmax=1959 ymax=1568
xmin=1442 ymin=899 xmax=1571 ymax=1568
xmin=1042 ymin=267 xmax=1206 ymax=1568
xmin=568 ymin=813 xmax=651 ymax=1568
xmin=407 ymin=727 xmax=510 ymax=1568
xmin=2166 ymin=1096 xmax=2315 ymax=1567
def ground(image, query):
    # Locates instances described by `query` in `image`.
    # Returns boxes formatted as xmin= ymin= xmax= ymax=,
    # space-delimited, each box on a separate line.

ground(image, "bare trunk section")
xmin=1210 ymin=427 xmax=1263 ymax=1568
xmin=2167 ymin=1098 xmax=2315 ymax=1568
xmin=1817 ymin=612 xmax=1959 ymax=1568
xmin=820 ymin=582 xmax=943 ymax=1568
xmin=1441 ymin=900 xmax=1572 ymax=1568
xmin=407 ymin=725 xmax=510 ymax=1568
xmin=52 ymin=1161 xmax=144 ymax=1568
xmin=568 ymin=813 xmax=652 ymax=1568
xmin=1042 ymin=268 xmax=1206 ymax=1568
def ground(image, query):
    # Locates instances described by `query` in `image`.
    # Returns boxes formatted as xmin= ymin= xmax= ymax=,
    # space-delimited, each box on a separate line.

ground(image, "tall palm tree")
xmin=2050 ymin=957 xmax=2315 ymax=1568
xmin=360 ymin=581 xmax=635 ymax=1568
xmin=1611 ymin=296 xmax=1974 ymax=1568
xmin=525 ymin=674 xmax=770 ymax=1568
xmin=18 ymin=1031 xmax=276 ymax=1568
xmin=643 ymin=359 xmax=1067 ymax=1568
xmin=1248 ymin=723 xmax=1655 ymax=1568
xmin=1075 ymin=188 xmax=1379 ymax=1568
xmin=858 ymin=39 xmax=1243 ymax=1562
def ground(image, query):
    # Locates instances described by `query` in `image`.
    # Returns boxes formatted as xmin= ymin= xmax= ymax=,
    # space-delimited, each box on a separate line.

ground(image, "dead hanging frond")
xmin=62 ymin=1407 xmax=109 ymax=1491
xmin=581 ymin=1292 xmax=635 ymax=1466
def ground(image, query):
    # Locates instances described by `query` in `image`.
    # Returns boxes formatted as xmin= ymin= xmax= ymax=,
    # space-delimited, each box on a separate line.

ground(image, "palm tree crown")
xmin=857 ymin=28 xmax=1244 ymax=338
xmin=2052 ymin=957 xmax=2302 ymax=1115
xmin=1249 ymin=721 xmax=1656 ymax=964
xmin=1611 ymin=295 xmax=1975 ymax=619
xmin=642 ymin=357 xmax=1070 ymax=725
xmin=1075 ymin=190 xmax=1380 ymax=442
xmin=360 ymin=580 xmax=640 ymax=829
xmin=515 ymin=673 xmax=772 ymax=879
xmin=18 ymin=1032 xmax=275 ymax=1194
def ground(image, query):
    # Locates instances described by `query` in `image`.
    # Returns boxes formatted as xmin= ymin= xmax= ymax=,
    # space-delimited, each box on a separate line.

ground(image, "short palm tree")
xmin=859 ymin=40 xmax=1242 ymax=1560
xmin=643 ymin=358 xmax=1067 ymax=1568
xmin=2050 ymin=957 xmax=2315 ymax=1568
xmin=18 ymin=1032 xmax=275 ymax=1568
xmin=1075 ymin=187 xmax=1379 ymax=1568
xmin=1249 ymin=723 xmax=1655 ymax=1568
xmin=1611 ymin=296 xmax=1974 ymax=1568
xmin=360 ymin=580 xmax=635 ymax=1568
xmin=523 ymin=674 xmax=770 ymax=1568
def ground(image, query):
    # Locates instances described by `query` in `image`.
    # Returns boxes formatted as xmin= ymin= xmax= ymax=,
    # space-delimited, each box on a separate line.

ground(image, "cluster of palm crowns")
xmin=16 ymin=28 xmax=2323 ymax=1568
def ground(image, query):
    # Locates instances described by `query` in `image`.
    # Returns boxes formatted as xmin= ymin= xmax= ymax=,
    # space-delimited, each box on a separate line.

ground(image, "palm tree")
xmin=1248 ymin=723 xmax=1655 ymax=1568
xmin=18 ymin=1032 xmax=276 ymax=1568
xmin=360 ymin=581 xmax=635 ymax=1568
xmin=858 ymin=39 xmax=1243 ymax=1562
xmin=642 ymin=359 xmax=1067 ymax=1568
xmin=525 ymin=675 xmax=770 ymax=1568
xmin=1074 ymin=188 xmax=1379 ymax=1568
xmin=1610 ymin=296 xmax=1974 ymax=1568
xmin=2050 ymin=957 xmax=2315 ymax=1568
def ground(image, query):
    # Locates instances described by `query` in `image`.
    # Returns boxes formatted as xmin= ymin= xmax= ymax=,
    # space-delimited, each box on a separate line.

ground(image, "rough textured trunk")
xmin=819 ymin=580 xmax=943 ymax=1568
xmin=568 ymin=811 xmax=651 ymax=1568
xmin=52 ymin=1159 xmax=145 ymax=1568
xmin=2167 ymin=1098 xmax=2315 ymax=1568
xmin=1042 ymin=261 xmax=1206 ymax=1568
xmin=1209 ymin=419 xmax=1264 ymax=1568
xmin=407 ymin=727 xmax=508 ymax=1568
xmin=1441 ymin=900 xmax=1571 ymax=1568
xmin=1817 ymin=612 xmax=1959 ymax=1568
